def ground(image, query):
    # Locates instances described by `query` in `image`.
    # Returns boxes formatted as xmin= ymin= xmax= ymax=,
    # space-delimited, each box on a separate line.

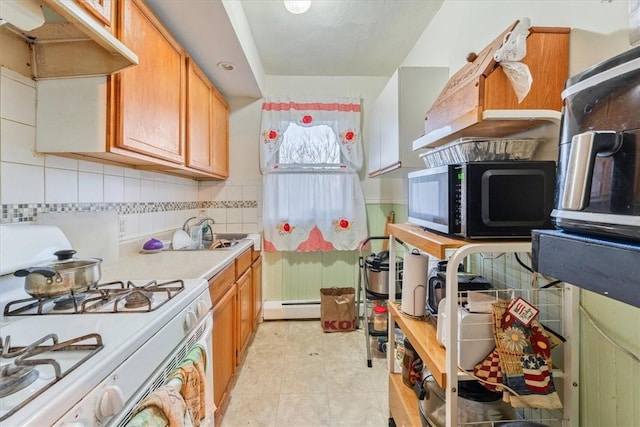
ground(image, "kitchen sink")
xmin=165 ymin=234 xmax=248 ymax=251
xmin=211 ymin=233 xmax=248 ymax=241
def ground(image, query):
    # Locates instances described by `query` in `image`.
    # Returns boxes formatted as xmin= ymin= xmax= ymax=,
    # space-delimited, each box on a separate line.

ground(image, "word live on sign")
xmin=508 ymin=297 xmax=540 ymax=326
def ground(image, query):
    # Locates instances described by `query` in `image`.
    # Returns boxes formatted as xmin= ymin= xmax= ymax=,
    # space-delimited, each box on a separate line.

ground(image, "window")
xmin=259 ymin=98 xmax=367 ymax=252
xmin=277 ymin=123 xmax=342 ymax=166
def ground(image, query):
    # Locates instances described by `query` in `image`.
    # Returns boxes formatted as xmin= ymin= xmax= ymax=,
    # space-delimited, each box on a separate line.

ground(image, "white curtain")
xmin=260 ymin=97 xmax=368 ymax=252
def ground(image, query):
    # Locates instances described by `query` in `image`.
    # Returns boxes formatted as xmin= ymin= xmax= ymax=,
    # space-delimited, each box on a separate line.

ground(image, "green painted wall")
xmin=578 ymin=291 xmax=640 ymax=426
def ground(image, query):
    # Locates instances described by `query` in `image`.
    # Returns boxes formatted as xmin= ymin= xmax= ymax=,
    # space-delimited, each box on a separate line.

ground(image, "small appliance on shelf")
xmin=408 ymin=161 xmax=556 ymax=239
xmin=552 ymin=44 xmax=640 ymax=242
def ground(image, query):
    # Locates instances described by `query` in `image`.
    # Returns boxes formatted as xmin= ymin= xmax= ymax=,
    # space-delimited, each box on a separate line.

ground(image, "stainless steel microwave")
xmin=408 ymin=161 xmax=556 ymax=239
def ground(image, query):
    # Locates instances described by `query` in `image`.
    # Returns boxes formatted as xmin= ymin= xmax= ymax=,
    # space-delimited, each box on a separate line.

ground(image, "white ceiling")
xmin=145 ymin=0 xmax=443 ymax=99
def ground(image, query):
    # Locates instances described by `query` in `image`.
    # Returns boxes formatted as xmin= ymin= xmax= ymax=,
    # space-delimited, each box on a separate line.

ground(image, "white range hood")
xmin=0 ymin=0 xmax=45 ymax=30
xmin=0 ymin=0 xmax=138 ymax=79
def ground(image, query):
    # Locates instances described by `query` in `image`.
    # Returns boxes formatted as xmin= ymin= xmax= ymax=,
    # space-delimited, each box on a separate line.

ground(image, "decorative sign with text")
xmin=507 ymin=297 xmax=540 ymax=327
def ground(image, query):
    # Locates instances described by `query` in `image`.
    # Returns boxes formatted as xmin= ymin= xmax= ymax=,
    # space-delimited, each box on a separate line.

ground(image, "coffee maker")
xmin=552 ymin=46 xmax=640 ymax=241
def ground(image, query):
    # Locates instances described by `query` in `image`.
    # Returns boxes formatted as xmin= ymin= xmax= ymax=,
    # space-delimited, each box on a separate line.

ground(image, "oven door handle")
xmin=200 ymin=313 xmax=213 ymax=338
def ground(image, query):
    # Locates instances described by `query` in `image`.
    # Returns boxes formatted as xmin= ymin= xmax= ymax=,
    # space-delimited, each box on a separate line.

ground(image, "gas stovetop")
xmin=0 ymin=223 xmax=211 ymax=427
xmin=4 ymin=279 xmax=186 ymax=316
xmin=0 ymin=332 xmax=104 ymax=421
xmin=0 ymin=276 xmax=209 ymax=426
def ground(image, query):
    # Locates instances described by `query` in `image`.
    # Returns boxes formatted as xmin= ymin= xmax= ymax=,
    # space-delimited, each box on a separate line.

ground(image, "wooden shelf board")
xmin=389 ymin=302 xmax=447 ymax=388
xmin=388 ymin=224 xmax=466 ymax=259
xmin=389 ymin=373 xmax=422 ymax=427
xmin=412 ymin=109 xmax=562 ymax=150
xmin=388 ymin=223 xmax=530 ymax=260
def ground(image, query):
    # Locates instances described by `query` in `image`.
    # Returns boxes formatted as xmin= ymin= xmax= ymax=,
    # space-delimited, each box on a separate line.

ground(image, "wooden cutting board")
xmin=36 ymin=211 xmax=120 ymax=265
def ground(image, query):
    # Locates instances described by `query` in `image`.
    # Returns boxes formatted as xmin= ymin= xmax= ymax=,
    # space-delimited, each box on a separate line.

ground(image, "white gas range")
xmin=0 ymin=224 xmax=214 ymax=427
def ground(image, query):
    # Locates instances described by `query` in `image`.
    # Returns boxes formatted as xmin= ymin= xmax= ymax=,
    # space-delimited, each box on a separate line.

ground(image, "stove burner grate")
xmin=123 ymin=289 xmax=154 ymax=310
xmin=0 ymin=333 xmax=103 ymax=422
xmin=53 ymin=293 xmax=88 ymax=311
xmin=3 ymin=279 xmax=185 ymax=315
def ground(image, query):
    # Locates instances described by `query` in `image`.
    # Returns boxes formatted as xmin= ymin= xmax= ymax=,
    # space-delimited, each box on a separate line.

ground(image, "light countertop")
xmin=101 ymin=234 xmax=260 ymax=282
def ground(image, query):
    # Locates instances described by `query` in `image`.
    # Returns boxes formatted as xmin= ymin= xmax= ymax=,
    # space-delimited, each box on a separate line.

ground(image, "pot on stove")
xmin=14 ymin=249 xmax=102 ymax=298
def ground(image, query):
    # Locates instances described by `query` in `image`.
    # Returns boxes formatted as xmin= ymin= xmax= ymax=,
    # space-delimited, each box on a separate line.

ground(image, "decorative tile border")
xmin=0 ymin=201 xmax=259 ymax=223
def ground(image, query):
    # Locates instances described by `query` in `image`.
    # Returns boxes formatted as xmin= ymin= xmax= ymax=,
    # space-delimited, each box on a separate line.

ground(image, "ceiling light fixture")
xmin=283 ymin=0 xmax=310 ymax=14
xmin=217 ymin=61 xmax=235 ymax=71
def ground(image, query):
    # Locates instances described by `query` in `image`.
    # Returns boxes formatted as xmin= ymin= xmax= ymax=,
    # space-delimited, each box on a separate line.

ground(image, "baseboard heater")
xmin=263 ymin=300 xmax=321 ymax=320
xmin=262 ymin=299 xmax=367 ymax=320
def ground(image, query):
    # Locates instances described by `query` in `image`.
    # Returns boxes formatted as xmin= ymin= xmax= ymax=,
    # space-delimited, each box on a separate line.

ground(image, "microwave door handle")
xmin=561 ymin=131 xmax=620 ymax=210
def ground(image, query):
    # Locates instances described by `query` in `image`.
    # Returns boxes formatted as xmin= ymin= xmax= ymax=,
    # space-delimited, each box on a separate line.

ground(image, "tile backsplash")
xmin=0 ymin=67 xmax=261 ymax=240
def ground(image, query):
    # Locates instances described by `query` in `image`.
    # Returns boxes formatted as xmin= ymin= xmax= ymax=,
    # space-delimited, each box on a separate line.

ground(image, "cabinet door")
xmin=211 ymin=283 xmax=236 ymax=411
xmin=113 ymin=0 xmax=185 ymax=164
xmin=211 ymin=90 xmax=229 ymax=178
xmin=366 ymin=99 xmax=382 ymax=176
xmin=186 ymin=58 xmax=214 ymax=173
xmin=378 ymin=70 xmax=401 ymax=173
xmin=236 ymin=269 xmax=253 ymax=360
xmin=252 ymin=256 xmax=262 ymax=324
xmin=75 ymin=0 xmax=113 ymax=27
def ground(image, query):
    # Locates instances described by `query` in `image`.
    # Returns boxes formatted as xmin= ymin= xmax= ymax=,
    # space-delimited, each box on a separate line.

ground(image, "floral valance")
xmin=259 ymin=96 xmax=367 ymax=252
xmin=259 ymin=97 xmax=363 ymax=173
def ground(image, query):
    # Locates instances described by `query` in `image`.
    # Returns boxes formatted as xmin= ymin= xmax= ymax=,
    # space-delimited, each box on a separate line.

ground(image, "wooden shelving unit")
xmin=388 ymin=373 xmax=422 ymax=427
xmin=388 ymin=302 xmax=446 ymax=387
xmin=386 ymin=224 xmax=571 ymax=427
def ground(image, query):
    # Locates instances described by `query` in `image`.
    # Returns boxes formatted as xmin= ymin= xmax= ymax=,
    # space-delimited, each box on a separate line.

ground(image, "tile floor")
xmin=220 ymin=320 xmax=390 ymax=427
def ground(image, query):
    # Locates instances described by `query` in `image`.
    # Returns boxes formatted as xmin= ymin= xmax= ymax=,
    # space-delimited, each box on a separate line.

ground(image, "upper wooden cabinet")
xmin=36 ymin=0 xmax=230 ymax=180
xmin=212 ymin=90 xmax=230 ymax=178
xmin=74 ymin=0 xmax=113 ymax=28
xmin=186 ymin=58 xmax=229 ymax=178
xmin=186 ymin=58 xmax=215 ymax=173
xmin=111 ymin=0 xmax=185 ymax=165
xmin=413 ymin=23 xmax=570 ymax=150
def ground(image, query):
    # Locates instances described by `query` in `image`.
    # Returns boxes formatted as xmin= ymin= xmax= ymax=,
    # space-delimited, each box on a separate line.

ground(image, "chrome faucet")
xmin=183 ymin=216 xmax=215 ymax=241
xmin=182 ymin=217 xmax=197 ymax=233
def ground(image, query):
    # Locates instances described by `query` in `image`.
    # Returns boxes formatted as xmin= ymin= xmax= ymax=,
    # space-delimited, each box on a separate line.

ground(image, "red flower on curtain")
xmin=332 ymin=218 xmax=351 ymax=232
xmin=301 ymin=115 xmax=313 ymax=124
xmin=340 ymin=130 xmax=357 ymax=152
xmin=276 ymin=222 xmax=296 ymax=235
xmin=262 ymin=129 xmax=278 ymax=142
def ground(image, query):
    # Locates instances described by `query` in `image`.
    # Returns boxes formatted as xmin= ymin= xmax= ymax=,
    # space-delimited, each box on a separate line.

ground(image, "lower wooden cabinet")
xmin=210 ymin=281 xmax=236 ymax=415
xmin=236 ymin=269 xmax=253 ymax=360
xmin=251 ymin=255 xmax=262 ymax=323
xmin=210 ymin=247 xmax=261 ymax=425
